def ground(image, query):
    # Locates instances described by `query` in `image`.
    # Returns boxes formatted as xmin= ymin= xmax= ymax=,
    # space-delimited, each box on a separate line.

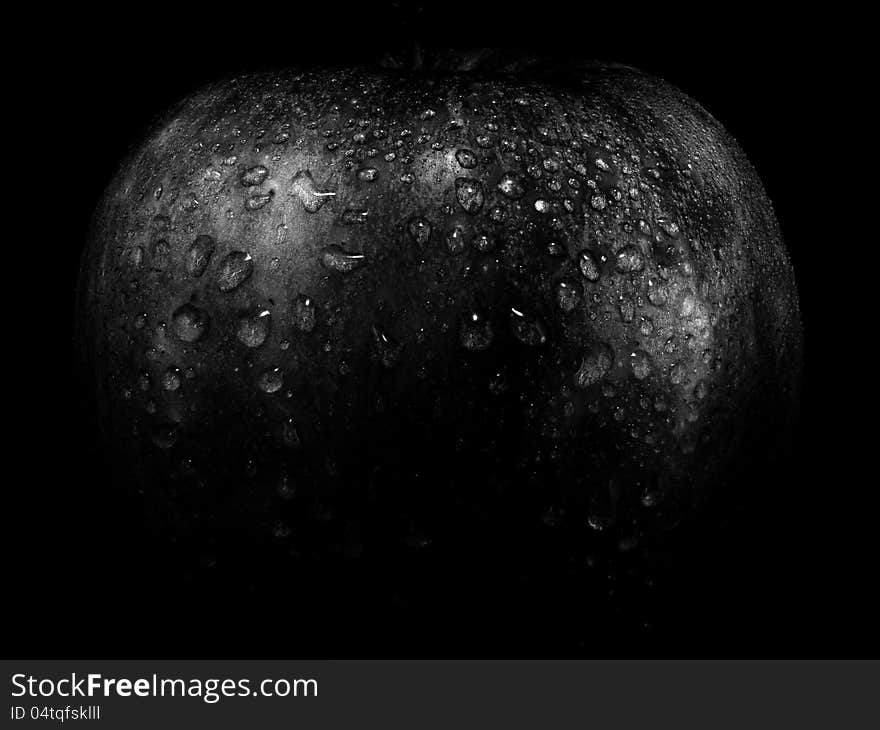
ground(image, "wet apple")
xmin=77 ymin=56 xmax=802 ymax=591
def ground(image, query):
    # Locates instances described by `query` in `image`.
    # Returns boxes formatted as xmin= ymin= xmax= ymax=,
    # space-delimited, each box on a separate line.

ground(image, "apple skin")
xmin=77 ymin=60 xmax=801 ymax=582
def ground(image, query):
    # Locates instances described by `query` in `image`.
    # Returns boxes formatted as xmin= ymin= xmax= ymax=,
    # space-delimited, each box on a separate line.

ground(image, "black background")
xmin=8 ymin=7 xmax=871 ymax=657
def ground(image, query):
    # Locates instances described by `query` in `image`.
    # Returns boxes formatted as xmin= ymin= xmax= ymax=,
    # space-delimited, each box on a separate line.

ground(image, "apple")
xmin=76 ymin=54 xmax=802 ymax=596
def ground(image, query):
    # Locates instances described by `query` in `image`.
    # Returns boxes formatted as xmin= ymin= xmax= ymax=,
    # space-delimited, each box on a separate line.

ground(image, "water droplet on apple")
xmin=372 ymin=325 xmax=402 ymax=368
xmin=473 ymin=234 xmax=494 ymax=252
xmin=291 ymin=169 xmax=336 ymax=213
xmin=277 ymin=421 xmax=299 ymax=454
xmin=236 ymin=309 xmax=271 ymax=348
xmin=669 ymin=362 xmax=686 ymax=385
xmin=321 ymin=244 xmax=366 ymax=273
xmin=240 ymin=165 xmax=269 ymax=186
xmin=245 ymin=190 xmax=273 ymax=211
xmin=257 ymin=367 xmax=284 ymax=393
xmin=579 ymin=251 xmax=601 ymax=281
xmin=456 ymin=148 xmax=477 ymax=169
xmin=293 ymin=295 xmax=316 ymax=332
xmin=341 ymin=209 xmax=369 ymax=225
xmin=408 ymin=217 xmax=432 ymax=245
xmin=497 ymin=172 xmax=525 ymax=199
xmin=615 ymin=246 xmax=644 ymax=273
xmin=658 ymin=218 xmax=680 ymax=237
xmin=509 ymin=307 xmax=547 ymax=346
xmin=460 ymin=311 xmax=493 ymax=351
xmin=447 ymin=226 xmax=466 ymax=254
xmin=171 ymin=303 xmax=209 ymax=342
xmin=575 ymin=343 xmax=614 ymax=388
xmin=556 ymin=279 xmax=581 ymax=312
xmin=217 ymin=251 xmax=253 ymax=292
xmin=162 ymin=366 xmax=182 ymax=391
xmin=455 ymin=178 xmax=484 ymax=214
xmin=647 ymin=278 xmax=668 ymax=306
xmin=186 ymin=235 xmax=215 ymax=278
xmin=630 ymin=350 xmax=652 ymax=380
xmin=127 ymin=246 xmax=145 ymax=269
